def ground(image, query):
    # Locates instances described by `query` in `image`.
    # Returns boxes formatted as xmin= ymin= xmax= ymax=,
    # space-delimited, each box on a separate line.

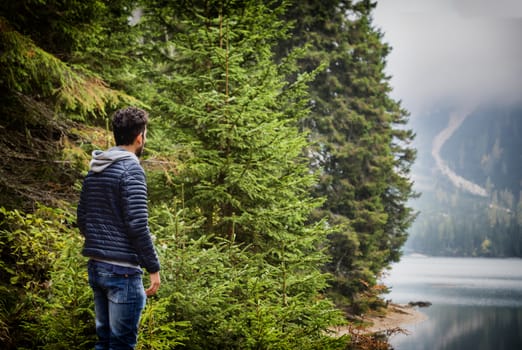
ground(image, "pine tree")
xmin=135 ymin=1 xmax=347 ymax=348
xmin=0 ymin=2 xmax=144 ymax=348
xmin=275 ymin=0 xmax=417 ymax=311
xmin=0 ymin=0 xmax=138 ymax=208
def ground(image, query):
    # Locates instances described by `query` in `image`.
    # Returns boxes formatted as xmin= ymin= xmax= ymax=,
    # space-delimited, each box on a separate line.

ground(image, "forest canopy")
xmin=0 ymin=1 xmax=415 ymax=349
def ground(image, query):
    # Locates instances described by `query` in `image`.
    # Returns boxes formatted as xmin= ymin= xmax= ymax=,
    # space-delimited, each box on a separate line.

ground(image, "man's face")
xmin=135 ymin=129 xmax=146 ymax=157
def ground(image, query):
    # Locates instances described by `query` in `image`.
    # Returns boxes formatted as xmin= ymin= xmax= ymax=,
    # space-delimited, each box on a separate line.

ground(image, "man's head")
xmin=112 ymin=107 xmax=148 ymax=157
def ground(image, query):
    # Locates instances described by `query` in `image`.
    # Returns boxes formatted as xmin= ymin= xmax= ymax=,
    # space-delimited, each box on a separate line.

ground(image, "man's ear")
xmin=136 ymin=132 xmax=144 ymax=146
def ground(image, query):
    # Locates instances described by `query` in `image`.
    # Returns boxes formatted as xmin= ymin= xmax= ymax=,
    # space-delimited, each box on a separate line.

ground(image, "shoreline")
xmin=333 ymin=303 xmax=428 ymax=337
xmin=363 ymin=303 xmax=427 ymax=334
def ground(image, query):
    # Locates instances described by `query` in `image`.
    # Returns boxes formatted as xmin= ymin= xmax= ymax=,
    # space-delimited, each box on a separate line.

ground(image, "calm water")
xmin=382 ymin=256 xmax=522 ymax=350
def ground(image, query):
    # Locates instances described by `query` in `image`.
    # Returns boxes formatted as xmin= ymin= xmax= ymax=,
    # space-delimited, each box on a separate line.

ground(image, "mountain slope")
xmin=406 ymin=102 xmax=522 ymax=257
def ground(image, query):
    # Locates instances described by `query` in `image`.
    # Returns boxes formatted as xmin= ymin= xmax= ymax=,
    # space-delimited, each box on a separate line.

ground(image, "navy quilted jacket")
xmin=77 ymin=147 xmax=160 ymax=273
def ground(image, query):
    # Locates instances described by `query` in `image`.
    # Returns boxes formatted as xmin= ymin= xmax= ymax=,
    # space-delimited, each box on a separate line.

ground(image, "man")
xmin=77 ymin=107 xmax=161 ymax=350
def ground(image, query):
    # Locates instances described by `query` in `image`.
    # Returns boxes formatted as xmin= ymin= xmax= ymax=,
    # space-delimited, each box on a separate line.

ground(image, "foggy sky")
xmin=372 ymin=0 xmax=522 ymax=115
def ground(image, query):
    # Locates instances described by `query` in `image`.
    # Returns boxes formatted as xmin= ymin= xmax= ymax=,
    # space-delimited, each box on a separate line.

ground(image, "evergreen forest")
xmin=0 ymin=1 xmax=416 ymax=349
xmin=407 ymin=104 xmax=522 ymax=257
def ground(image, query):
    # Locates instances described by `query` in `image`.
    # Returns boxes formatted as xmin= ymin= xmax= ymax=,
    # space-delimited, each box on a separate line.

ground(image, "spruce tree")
xmin=275 ymin=0 xmax=417 ymax=311
xmin=0 ymin=0 xmax=138 ymax=208
xmin=135 ymin=1 xmax=347 ymax=348
xmin=0 ymin=2 xmax=144 ymax=347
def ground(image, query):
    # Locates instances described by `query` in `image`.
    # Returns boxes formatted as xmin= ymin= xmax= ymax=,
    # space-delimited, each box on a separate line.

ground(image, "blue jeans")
xmin=88 ymin=260 xmax=146 ymax=350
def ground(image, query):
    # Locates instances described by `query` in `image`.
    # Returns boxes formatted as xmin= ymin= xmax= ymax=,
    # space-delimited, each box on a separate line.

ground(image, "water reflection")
xmin=382 ymin=257 xmax=522 ymax=350
xmin=393 ymin=305 xmax=522 ymax=350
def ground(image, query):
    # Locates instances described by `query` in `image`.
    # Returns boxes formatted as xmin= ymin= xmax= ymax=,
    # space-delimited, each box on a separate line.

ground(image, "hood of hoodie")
xmin=89 ymin=147 xmax=139 ymax=173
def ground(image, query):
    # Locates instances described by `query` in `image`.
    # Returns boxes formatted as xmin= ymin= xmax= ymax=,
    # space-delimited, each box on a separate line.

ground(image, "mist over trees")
xmin=407 ymin=104 xmax=522 ymax=257
xmin=0 ymin=1 xmax=415 ymax=348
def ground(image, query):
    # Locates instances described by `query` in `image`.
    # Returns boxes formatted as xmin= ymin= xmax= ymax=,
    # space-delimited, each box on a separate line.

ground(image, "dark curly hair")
xmin=112 ymin=107 xmax=149 ymax=146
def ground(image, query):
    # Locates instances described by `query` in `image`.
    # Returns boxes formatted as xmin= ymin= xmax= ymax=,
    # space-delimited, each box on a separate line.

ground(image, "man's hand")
xmin=145 ymin=271 xmax=160 ymax=296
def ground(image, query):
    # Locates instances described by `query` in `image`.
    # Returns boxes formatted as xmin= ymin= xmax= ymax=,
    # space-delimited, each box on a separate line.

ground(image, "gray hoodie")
xmin=89 ymin=147 xmax=139 ymax=173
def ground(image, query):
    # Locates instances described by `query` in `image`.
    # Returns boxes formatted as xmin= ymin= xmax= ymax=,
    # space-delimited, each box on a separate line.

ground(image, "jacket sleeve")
xmin=120 ymin=165 xmax=160 ymax=273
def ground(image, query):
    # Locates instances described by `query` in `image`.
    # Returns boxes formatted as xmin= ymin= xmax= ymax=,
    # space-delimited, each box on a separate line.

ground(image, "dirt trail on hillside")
xmin=431 ymin=106 xmax=488 ymax=197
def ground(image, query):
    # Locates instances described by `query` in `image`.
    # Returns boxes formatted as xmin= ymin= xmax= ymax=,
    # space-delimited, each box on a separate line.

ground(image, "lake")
xmin=381 ymin=256 xmax=522 ymax=350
